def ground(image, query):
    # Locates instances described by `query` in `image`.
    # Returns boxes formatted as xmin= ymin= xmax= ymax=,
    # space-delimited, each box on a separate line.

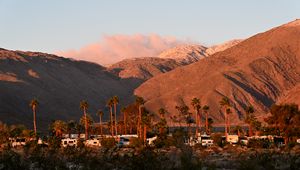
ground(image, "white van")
xmin=200 ymin=134 xmax=213 ymax=146
xmin=85 ymin=139 xmax=101 ymax=147
xmin=61 ymin=138 xmax=77 ymax=147
xmin=227 ymin=135 xmax=239 ymax=144
xmin=9 ymin=137 xmax=26 ymax=147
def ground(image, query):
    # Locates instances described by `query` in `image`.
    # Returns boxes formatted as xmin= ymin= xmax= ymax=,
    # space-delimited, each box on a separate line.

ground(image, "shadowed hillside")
xmin=0 ymin=49 xmax=142 ymax=131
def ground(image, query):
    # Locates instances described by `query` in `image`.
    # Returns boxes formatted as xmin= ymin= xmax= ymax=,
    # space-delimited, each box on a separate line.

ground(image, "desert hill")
xmin=135 ymin=19 xmax=300 ymax=125
xmin=0 ymin=49 xmax=140 ymax=131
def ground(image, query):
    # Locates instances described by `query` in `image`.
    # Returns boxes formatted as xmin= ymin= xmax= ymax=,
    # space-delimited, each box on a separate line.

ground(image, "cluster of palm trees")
xmin=29 ymin=95 xmax=262 ymax=141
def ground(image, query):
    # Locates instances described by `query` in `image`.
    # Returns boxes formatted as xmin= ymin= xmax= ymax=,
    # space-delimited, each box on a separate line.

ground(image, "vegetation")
xmin=1 ymin=97 xmax=300 ymax=169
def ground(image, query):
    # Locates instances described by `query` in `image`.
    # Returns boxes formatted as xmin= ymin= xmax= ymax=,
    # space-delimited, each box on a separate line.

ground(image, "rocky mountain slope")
xmin=206 ymin=39 xmax=243 ymax=55
xmin=0 ymin=49 xmax=140 ymax=131
xmin=157 ymin=44 xmax=208 ymax=64
xmin=108 ymin=57 xmax=183 ymax=80
xmin=135 ymin=19 xmax=300 ymax=125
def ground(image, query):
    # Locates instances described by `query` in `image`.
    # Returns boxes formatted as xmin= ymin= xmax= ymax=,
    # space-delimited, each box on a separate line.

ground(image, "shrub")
xmin=211 ymin=133 xmax=226 ymax=147
xmin=129 ymin=137 xmax=142 ymax=148
xmin=247 ymin=138 xmax=270 ymax=148
xmin=101 ymin=137 xmax=116 ymax=148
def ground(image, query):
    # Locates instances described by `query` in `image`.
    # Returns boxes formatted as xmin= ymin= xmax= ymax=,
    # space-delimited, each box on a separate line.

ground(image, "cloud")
xmin=55 ymin=34 xmax=185 ymax=66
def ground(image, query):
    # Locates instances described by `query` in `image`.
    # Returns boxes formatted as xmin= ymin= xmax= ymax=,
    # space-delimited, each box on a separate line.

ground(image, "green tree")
xmin=29 ymin=99 xmax=38 ymax=136
xmin=245 ymin=105 xmax=255 ymax=136
xmin=80 ymin=100 xmax=89 ymax=140
xmin=265 ymin=103 xmax=300 ymax=144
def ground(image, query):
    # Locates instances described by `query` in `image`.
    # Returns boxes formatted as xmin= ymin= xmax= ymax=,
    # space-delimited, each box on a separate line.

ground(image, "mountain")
xmin=157 ymin=45 xmax=208 ymax=64
xmin=0 ymin=49 xmax=139 ymax=131
xmin=108 ymin=57 xmax=183 ymax=80
xmin=206 ymin=39 xmax=243 ymax=55
xmin=135 ymin=19 xmax=300 ymax=125
xmin=277 ymin=84 xmax=300 ymax=106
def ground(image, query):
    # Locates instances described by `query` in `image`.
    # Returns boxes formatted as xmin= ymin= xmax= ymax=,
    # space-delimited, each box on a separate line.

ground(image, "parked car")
xmin=85 ymin=139 xmax=101 ymax=147
xmin=200 ymin=134 xmax=213 ymax=147
xmin=227 ymin=135 xmax=239 ymax=144
xmin=61 ymin=138 xmax=77 ymax=147
xmin=239 ymin=136 xmax=248 ymax=146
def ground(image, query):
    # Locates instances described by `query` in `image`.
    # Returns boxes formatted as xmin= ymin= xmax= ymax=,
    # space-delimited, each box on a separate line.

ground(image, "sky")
xmin=0 ymin=0 xmax=299 ymax=65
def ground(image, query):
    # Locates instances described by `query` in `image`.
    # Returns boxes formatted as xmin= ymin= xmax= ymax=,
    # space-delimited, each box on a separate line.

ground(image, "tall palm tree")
xmin=67 ymin=120 xmax=75 ymax=138
xmin=112 ymin=96 xmax=119 ymax=136
xmin=245 ymin=105 xmax=254 ymax=137
xmin=191 ymin=98 xmax=201 ymax=137
xmin=80 ymin=100 xmax=89 ymax=140
xmin=97 ymin=110 xmax=104 ymax=136
xmin=107 ymin=98 xmax=114 ymax=136
xmin=51 ymin=120 xmax=67 ymax=138
xmin=202 ymin=105 xmax=210 ymax=134
xmin=135 ymin=96 xmax=145 ymax=139
xmin=29 ymin=99 xmax=38 ymax=137
xmin=219 ymin=97 xmax=231 ymax=140
xmin=121 ymin=107 xmax=127 ymax=135
xmin=226 ymin=108 xmax=232 ymax=134
xmin=158 ymin=108 xmax=167 ymax=135
xmin=207 ymin=118 xmax=214 ymax=134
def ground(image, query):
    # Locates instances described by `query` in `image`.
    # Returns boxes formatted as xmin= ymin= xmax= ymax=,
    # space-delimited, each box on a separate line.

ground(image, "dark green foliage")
xmin=247 ymin=138 xmax=271 ymax=148
xmin=101 ymin=137 xmax=116 ymax=148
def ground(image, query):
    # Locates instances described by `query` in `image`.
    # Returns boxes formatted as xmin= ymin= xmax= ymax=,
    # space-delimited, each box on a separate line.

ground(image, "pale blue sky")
xmin=0 ymin=0 xmax=299 ymax=53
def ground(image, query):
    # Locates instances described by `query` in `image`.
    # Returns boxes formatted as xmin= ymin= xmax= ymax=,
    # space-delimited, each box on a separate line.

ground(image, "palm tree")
xmin=80 ymin=100 xmax=89 ymax=140
xmin=112 ymin=96 xmax=119 ymax=136
xmin=207 ymin=118 xmax=214 ymax=134
xmin=80 ymin=113 xmax=94 ymax=138
xmin=202 ymin=105 xmax=210 ymax=134
xmin=226 ymin=108 xmax=232 ymax=134
xmin=219 ymin=97 xmax=231 ymax=140
xmin=191 ymin=98 xmax=201 ymax=137
xmin=97 ymin=110 xmax=104 ymax=136
xmin=107 ymin=98 xmax=114 ymax=136
xmin=51 ymin=120 xmax=67 ymax=138
xmin=135 ymin=96 xmax=145 ymax=139
xmin=245 ymin=105 xmax=254 ymax=137
xmin=29 ymin=99 xmax=38 ymax=136
xmin=158 ymin=108 xmax=167 ymax=135
xmin=67 ymin=120 xmax=76 ymax=138
xmin=121 ymin=107 xmax=127 ymax=135
xmin=233 ymin=126 xmax=243 ymax=137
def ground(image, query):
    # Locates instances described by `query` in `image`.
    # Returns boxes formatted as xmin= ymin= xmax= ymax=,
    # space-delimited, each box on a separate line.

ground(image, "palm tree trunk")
xmin=138 ymin=105 xmax=142 ymax=139
xmin=205 ymin=112 xmax=208 ymax=134
xmin=84 ymin=108 xmax=88 ymax=140
xmin=33 ymin=107 xmax=37 ymax=136
xmin=225 ymin=108 xmax=228 ymax=141
xmin=143 ymin=126 xmax=147 ymax=144
xmin=198 ymin=110 xmax=201 ymax=135
xmin=249 ymin=124 xmax=253 ymax=137
xmin=195 ymin=109 xmax=198 ymax=137
xmin=110 ymin=107 xmax=113 ymax=136
xmin=124 ymin=112 xmax=127 ymax=135
xmin=100 ymin=116 xmax=103 ymax=136
xmin=114 ymin=104 xmax=118 ymax=136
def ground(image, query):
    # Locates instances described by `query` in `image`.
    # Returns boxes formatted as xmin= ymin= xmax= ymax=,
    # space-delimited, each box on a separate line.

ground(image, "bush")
xmin=172 ymin=128 xmax=186 ymax=147
xmin=101 ymin=137 xmax=116 ymax=148
xmin=129 ymin=137 xmax=142 ymax=148
xmin=211 ymin=133 xmax=226 ymax=147
xmin=154 ymin=136 xmax=175 ymax=148
xmin=248 ymin=139 xmax=271 ymax=148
